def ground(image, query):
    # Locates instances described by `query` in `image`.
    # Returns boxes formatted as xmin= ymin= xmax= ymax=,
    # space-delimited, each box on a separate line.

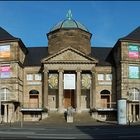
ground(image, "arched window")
xmin=100 ymin=90 xmax=110 ymax=94
xmin=0 ymin=88 xmax=11 ymax=101
xmin=129 ymin=88 xmax=140 ymax=101
xmin=29 ymin=90 xmax=39 ymax=95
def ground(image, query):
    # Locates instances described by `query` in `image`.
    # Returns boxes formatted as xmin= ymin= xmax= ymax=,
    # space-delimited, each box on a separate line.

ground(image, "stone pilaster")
xmin=58 ymin=69 xmax=64 ymax=113
xmin=43 ymin=70 xmax=49 ymax=108
xmin=76 ymin=69 xmax=81 ymax=113
xmin=8 ymin=104 xmax=14 ymax=123
xmin=91 ymin=68 xmax=96 ymax=109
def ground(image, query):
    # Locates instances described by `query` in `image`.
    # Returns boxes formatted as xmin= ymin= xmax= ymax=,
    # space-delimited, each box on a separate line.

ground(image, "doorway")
xmin=64 ymin=90 xmax=75 ymax=108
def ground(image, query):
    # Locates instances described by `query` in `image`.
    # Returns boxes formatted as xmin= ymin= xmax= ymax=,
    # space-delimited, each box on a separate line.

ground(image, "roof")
xmin=0 ymin=27 xmax=18 ymax=41
xmin=24 ymin=46 xmax=113 ymax=66
xmin=120 ymin=26 xmax=140 ymax=42
xmin=0 ymin=27 xmax=28 ymax=54
xmin=91 ymin=47 xmax=113 ymax=66
xmin=50 ymin=10 xmax=89 ymax=33
xmin=23 ymin=47 xmax=48 ymax=66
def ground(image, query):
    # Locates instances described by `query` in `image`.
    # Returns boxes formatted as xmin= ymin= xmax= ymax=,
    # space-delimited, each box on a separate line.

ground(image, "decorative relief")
xmin=82 ymin=74 xmax=91 ymax=89
xmin=63 ymin=51 xmax=75 ymax=60
xmin=48 ymin=74 xmax=58 ymax=89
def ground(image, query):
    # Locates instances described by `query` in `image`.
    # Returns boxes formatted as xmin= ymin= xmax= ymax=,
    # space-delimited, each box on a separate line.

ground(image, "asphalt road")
xmin=0 ymin=123 xmax=140 ymax=139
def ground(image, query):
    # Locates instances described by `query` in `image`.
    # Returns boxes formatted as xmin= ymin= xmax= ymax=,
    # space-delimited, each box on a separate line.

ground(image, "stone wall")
xmin=47 ymin=29 xmax=91 ymax=55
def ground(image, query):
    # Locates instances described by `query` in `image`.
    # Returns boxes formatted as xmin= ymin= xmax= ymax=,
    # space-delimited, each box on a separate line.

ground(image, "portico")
xmin=42 ymin=47 xmax=97 ymax=113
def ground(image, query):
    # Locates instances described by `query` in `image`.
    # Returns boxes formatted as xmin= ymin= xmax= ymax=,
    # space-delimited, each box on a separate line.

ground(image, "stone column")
xmin=58 ymin=69 xmax=64 ymax=113
xmin=43 ymin=70 xmax=49 ymax=109
xmin=91 ymin=70 xmax=96 ymax=109
xmin=133 ymin=104 xmax=136 ymax=122
xmin=76 ymin=69 xmax=81 ymax=113
xmin=128 ymin=103 xmax=132 ymax=122
xmin=4 ymin=104 xmax=7 ymax=123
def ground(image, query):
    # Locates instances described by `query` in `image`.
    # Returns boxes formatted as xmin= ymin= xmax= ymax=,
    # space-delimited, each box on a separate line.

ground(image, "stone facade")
xmin=0 ymin=13 xmax=140 ymax=123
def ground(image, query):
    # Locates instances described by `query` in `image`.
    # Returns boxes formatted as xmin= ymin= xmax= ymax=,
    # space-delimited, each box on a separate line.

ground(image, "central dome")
xmin=50 ymin=10 xmax=89 ymax=32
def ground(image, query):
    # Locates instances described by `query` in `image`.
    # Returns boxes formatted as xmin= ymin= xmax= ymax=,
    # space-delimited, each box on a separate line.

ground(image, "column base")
xmin=76 ymin=108 xmax=81 ymax=113
xmin=58 ymin=108 xmax=64 ymax=113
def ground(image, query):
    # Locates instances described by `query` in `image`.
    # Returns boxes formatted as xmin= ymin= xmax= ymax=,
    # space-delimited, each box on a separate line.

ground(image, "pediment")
xmin=42 ymin=47 xmax=98 ymax=63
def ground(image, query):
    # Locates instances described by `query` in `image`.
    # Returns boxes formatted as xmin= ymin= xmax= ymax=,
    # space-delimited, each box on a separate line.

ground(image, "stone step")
xmin=40 ymin=112 xmax=96 ymax=124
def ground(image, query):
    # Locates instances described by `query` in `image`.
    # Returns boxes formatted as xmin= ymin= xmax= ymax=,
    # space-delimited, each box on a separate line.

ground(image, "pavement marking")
xmin=35 ymin=133 xmax=87 ymax=136
xmin=0 ymin=131 xmax=35 ymax=135
xmin=10 ymin=127 xmax=55 ymax=131
xmin=27 ymin=136 xmax=76 ymax=139
xmin=119 ymin=135 xmax=140 ymax=139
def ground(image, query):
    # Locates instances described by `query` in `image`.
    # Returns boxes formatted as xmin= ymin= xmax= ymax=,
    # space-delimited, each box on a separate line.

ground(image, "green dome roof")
xmin=50 ymin=10 xmax=89 ymax=32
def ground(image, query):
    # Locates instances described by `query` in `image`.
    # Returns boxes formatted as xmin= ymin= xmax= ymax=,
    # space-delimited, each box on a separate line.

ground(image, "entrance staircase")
xmin=40 ymin=111 xmax=96 ymax=125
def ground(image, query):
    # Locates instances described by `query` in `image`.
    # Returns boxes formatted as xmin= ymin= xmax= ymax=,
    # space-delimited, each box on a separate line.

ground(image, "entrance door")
xmin=29 ymin=95 xmax=39 ymax=108
xmin=64 ymin=90 xmax=75 ymax=108
xmin=101 ymin=95 xmax=110 ymax=108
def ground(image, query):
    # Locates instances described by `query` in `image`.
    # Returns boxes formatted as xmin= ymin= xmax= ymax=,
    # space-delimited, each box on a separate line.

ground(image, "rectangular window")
xmin=129 ymin=66 xmax=139 ymax=79
xmin=98 ymin=74 xmax=104 ymax=80
xmin=27 ymin=74 xmax=33 ymax=81
xmin=35 ymin=74 xmax=42 ymax=80
xmin=128 ymin=45 xmax=139 ymax=58
xmin=0 ymin=45 xmax=10 ymax=58
xmin=105 ymin=74 xmax=112 ymax=81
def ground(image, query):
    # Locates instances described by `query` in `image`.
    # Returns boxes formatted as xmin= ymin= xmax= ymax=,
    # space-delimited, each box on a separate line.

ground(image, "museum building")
xmin=0 ymin=11 xmax=140 ymax=123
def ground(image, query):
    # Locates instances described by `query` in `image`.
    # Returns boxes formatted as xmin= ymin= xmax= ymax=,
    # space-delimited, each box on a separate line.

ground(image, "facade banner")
xmin=64 ymin=74 xmax=75 ymax=89
xmin=128 ymin=45 xmax=139 ymax=51
xmin=129 ymin=52 xmax=139 ymax=58
xmin=0 ymin=65 xmax=11 ymax=78
xmin=117 ymin=99 xmax=127 ymax=125
xmin=128 ymin=45 xmax=139 ymax=58
xmin=48 ymin=74 xmax=58 ymax=89
xmin=82 ymin=74 xmax=91 ymax=89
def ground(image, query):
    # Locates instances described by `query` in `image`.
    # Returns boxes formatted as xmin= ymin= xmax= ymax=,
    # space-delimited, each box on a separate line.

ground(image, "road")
xmin=0 ymin=123 xmax=140 ymax=139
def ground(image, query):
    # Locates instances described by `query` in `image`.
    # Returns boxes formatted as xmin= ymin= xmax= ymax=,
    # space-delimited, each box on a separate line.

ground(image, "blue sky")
xmin=0 ymin=1 xmax=140 ymax=48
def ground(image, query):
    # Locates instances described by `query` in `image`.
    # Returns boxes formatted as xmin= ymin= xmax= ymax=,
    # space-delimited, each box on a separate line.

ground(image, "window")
xmin=0 ymin=45 xmax=10 ymax=58
xmin=35 ymin=74 xmax=42 ymax=80
xmin=0 ymin=88 xmax=11 ymax=101
xmin=128 ymin=66 xmax=139 ymax=79
xmin=129 ymin=88 xmax=140 ymax=101
xmin=105 ymin=74 xmax=112 ymax=81
xmin=100 ymin=90 xmax=110 ymax=94
xmin=27 ymin=74 xmax=33 ymax=81
xmin=128 ymin=45 xmax=139 ymax=58
xmin=98 ymin=74 xmax=104 ymax=80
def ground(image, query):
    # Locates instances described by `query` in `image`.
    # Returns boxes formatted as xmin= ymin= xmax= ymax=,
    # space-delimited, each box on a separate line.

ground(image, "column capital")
xmin=58 ymin=68 xmax=64 ymax=73
xmin=91 ymin=66 xmax=96 ymax=73
xmin=43 ymin=66 xmax=49 ymax=73
xmin=76 ymin=68 xmax=81 ymax=73
xmin=43 ymin=69 xmax=49 ymax=73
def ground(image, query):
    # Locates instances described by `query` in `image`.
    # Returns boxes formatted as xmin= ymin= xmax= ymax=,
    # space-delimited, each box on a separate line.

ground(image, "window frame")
xmin=98 ymin=74 xmax=104 ymax=81
xmin=26 ymin=74 xmax=33 ymax=81
xmin=128 ymin=65 xmax=140 ymax=79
